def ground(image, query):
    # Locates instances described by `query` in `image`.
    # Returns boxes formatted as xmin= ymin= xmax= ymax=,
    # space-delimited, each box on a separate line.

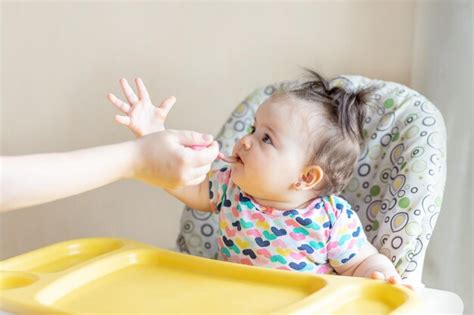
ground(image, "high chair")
xmin=177 ymin=75 xmax=447 ymax=284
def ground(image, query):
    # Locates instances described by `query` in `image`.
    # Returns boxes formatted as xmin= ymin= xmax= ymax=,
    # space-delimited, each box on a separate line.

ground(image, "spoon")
xmin=189 ymin=145 xmax=238 ymax=163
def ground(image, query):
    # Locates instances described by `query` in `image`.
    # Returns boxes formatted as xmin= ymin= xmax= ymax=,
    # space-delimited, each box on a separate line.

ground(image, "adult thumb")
xmin=175 ymin=130 xmax=214 ymax=147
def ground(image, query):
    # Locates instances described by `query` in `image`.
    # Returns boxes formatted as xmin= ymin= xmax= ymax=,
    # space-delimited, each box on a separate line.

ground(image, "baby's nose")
xmin=240 ymin=135 xmax=252 ymax=150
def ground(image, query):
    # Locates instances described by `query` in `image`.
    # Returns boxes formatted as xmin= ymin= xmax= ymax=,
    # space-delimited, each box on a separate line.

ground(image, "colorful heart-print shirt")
xmin=209 ymin=167 xmax=367 ymax=274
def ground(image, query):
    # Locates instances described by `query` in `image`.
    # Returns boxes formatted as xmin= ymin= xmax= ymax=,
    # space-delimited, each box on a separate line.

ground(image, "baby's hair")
xmin=286 ymin=69 xmax=375 ymax=195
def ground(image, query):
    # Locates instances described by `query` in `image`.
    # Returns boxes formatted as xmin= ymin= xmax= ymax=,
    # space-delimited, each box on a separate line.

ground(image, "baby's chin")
xmin=230 ymin=169 xmax=250 ymax=192
xmin=231 ymin=174 xmax=271 ymax=203
xmin=230 ymin=162 xmax=244 ymax=175
xmin=230 ymin=167 xmax=241 ymax=184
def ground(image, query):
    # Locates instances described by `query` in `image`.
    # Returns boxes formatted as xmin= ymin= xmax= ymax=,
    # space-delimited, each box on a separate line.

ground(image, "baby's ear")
xmin=295 ymin=165 xmax=324 ymax=190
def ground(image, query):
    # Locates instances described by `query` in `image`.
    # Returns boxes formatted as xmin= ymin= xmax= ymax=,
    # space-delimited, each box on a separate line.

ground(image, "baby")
xmin=108 ymin=70 xmax=411 ymax=288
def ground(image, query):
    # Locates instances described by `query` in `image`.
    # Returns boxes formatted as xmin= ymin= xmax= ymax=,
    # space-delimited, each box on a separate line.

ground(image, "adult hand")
xmin=132 ymin=129 xmax=219 ymax=189
xmin=1 ymin=129 xmax=218 ymax=212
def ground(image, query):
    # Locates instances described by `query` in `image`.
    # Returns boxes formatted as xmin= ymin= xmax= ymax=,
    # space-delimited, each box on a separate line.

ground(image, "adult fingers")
xmin=185 ymin=175 xmax=207 ymax=187
xmin=108 ymin=93 xmax=131 ymax=114
xmin=135 ymin=77 xmax=150 ymax=101
xmin=188 ymin=164 xmax=212 ymax=180
xmin=186 ymin=141 xmax=219 ymax=167
xmin=168 ymin=130 xmax=218 ymax=166
xmin=173 ymin=129 xmax=214 ymax=147
xmin=119 ymin=78 xmax=139 ymax=104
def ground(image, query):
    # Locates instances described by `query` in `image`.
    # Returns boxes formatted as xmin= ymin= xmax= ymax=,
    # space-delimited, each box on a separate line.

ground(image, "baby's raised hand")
xmin=108 ymin=78 xmax=176 ymax=137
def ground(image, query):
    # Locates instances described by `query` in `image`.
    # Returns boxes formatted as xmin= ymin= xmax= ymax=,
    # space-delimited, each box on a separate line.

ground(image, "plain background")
xmin=1 ymin=1 xmax=472 ymax=313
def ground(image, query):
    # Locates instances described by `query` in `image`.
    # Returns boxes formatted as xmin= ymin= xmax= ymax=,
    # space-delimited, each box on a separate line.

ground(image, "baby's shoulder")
xmin=209 ymin=167 xmax=237 ymax=190
xmin=209 ymin=166 xmax=231 ymax=179
xmin=209 ymin=167 xmax=241 ymax=197
xmin=321 ymin=195 xmax=353 ymax=220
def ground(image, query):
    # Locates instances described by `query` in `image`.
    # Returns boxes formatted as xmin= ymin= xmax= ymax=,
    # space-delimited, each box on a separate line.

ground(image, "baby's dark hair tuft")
xmin=290 ymin=68 xmax=374 ymax=144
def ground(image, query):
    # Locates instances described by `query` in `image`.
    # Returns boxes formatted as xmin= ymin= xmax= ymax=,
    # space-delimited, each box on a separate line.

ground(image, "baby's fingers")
xmin=371 ymin=271 xmax=411 ymax=289
xmin=135 ymin=77 xmax=150 ymax=101
xmin=387 ymin=275 xmax=401 ymax=285
xmin=370 ymin=271 xmax=385 ymax=281
xmin=157 ymin=96 xmax=176 ymax=118
xmin=403 ymin=283 xmax=415 ymax=291
xmin=120 ymin=78 xmax=139 ymax=104
xmin=115 ymin=115 xmax=131 ymax=126
xmin=108 ymin=93 xmax=131 ymax=114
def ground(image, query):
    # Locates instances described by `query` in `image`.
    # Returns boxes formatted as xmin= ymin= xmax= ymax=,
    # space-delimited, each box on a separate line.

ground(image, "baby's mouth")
xmin=217 ymin=152 xmax=240 ymax=164
xmin=234 ymin=152 xmax=244 ymax=164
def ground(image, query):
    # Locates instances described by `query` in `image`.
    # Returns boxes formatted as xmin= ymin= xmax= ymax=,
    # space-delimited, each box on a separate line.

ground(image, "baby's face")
xmin=230 ymin=95 xmax=312 ymax=201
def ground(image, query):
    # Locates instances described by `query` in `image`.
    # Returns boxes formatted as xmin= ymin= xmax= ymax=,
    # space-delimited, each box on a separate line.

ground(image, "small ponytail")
xmin=328 ymin=85 xmax=373 ymax=143
xmin=289 ymin=68 xmax=373 ymax=143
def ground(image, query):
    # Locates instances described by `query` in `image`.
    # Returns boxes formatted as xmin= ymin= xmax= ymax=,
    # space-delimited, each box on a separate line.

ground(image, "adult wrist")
xmin=124 ymin=139 xmax=143 ymax=180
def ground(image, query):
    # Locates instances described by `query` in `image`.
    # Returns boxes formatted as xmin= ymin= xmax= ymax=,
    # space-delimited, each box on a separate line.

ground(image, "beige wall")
xmin=411 ymin=1 xmax=472 ymax=313
xmin=0 ymin=1 xmax=415 ymax=257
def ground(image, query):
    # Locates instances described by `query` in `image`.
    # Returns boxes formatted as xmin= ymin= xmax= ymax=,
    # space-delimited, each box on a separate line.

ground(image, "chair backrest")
xmin=176 ymin=76 xmax=447 ymax=282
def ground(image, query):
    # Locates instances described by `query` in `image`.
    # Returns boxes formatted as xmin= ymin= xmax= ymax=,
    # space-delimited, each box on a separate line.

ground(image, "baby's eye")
xmin=249 ymin=125 xmax=256 ymax=134
xmin=262 ymin=133 xmax=273 ymax=145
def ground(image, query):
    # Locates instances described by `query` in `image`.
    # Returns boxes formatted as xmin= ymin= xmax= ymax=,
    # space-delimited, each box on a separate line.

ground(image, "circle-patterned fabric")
xmin=176 ymin=76 xmax=447 ymax=282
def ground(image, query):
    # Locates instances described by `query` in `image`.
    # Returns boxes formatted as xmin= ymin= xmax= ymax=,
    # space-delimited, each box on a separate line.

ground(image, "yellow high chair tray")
xmin=0 ymin=238 xmax=418 ymax=314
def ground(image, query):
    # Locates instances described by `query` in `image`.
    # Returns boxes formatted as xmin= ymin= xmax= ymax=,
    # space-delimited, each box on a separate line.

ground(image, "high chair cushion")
xmin=176 ymin=76 xmax=446 ymax=282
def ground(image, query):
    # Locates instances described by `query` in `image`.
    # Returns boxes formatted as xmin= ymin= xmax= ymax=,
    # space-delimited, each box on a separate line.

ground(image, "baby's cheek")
xmin=260 ymin=166 xmax=285 ymax=187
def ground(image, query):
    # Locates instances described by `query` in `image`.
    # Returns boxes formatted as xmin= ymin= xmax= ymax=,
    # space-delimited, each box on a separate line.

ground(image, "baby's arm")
xmin=336 ymin=242 xmax=393 ymax=278
xmin=108 ymin=78 xmax=176 ymax=137
xmin=164 ymin=180 xmax=212 ymax=212
xmin=327 ymin=199 xmax=415 ymax=289
xmin=335 ymin=242 xmax=414 ymax=289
